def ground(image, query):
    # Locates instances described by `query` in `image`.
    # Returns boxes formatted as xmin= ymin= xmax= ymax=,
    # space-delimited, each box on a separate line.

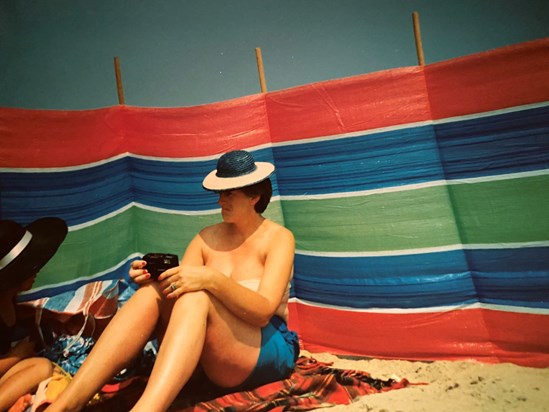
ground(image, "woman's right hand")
xmin=129 ymin=260 xmax=153 ymax=285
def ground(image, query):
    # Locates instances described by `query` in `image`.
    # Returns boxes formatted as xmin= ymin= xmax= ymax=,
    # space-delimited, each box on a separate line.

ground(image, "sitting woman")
xmin=0 ymin=217 xmax=68 ymax=412
xmin=46 ymin=150 xmax=299 ymax=412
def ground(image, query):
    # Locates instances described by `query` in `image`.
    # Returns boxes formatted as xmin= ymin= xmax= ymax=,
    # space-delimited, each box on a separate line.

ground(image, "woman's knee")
xmin=173 ymin=291 xmax=211 ymax=315
xmin=35 ymin=357 xmax=54 ymax=379
xmin=21 ymin=357 xmax=53 ymax=380
xmin=131 ymin=282 xmax=172 ymax=312
xmin=133 ymin=281 xmax=163 ymax=299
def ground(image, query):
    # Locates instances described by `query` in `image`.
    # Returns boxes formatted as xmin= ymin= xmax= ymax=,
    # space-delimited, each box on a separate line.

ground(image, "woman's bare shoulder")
xmin=264 ymin=220 xmax=294 ymax=241
xmin=197 ymin=222 xmax=226 ymax=242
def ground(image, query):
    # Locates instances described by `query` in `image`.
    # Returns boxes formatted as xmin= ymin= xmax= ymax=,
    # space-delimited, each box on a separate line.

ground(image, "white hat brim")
xmin=202 ymin=162 xmax=275 ymax=191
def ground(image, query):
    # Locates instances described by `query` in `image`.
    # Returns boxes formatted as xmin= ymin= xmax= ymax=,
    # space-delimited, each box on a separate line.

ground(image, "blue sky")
xmin=1 ymin=0 xmax=548 ymax=109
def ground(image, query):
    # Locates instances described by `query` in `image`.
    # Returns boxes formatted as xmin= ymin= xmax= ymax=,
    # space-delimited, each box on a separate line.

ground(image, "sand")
xmin=304 ymin=351 xmax=549 ymax=412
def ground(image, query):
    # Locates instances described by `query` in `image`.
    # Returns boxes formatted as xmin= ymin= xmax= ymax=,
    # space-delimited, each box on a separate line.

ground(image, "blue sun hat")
xmin=202 ymin=150 xmax=275 ymax=191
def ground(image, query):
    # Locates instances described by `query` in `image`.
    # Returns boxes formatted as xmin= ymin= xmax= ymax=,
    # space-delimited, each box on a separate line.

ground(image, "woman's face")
xmin=217 ymin=189 xmax=256 ymax=222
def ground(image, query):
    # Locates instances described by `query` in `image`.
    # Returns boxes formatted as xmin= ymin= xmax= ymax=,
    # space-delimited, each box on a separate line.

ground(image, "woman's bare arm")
xmin=159 ymin=226 xmax=295 ymax=327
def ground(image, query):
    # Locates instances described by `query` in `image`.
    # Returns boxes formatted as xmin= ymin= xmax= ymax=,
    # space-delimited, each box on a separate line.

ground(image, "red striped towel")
xmin=87 ymin=356 xmax=418 ymax=411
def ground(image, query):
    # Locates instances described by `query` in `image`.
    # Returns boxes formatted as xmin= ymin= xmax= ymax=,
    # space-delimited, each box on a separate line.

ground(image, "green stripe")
xmin=35 ymin=209 xmax=136 ymax=287
xmin=35 ymin=203 xmax=286 ymax=288
xmin=281 ymin=186 xmax=461 ymax=252
xmin=281 ymin=175 xmax=549 ymax=252
xmin=450 ymin=175 xmax=549 ymax=243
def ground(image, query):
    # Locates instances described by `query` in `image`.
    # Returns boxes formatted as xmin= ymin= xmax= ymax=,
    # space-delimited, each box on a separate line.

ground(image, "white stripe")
xmin=0 ymin=153 xmax=129 ymax=174
xmin=69 ymin=202 xmax=219 ymax=232
xmin=296 ymin=241 xmax=549 ymax=258
xmin=69 ymin=203 xmax=134 ymax=231
xmin=271 ymin=121 xmax=436 ymax=147
xmin=447 ymin=169 xmax=549 ymax=185
xmin=281 ymin=168 xmax=549 ymax=201
xmin=289 ymin=297 xmax=549 ymax=315
xmin=463 ymin=240 xmax=549 ymax=250
xmin=296 ymin=245 xmax=463 ymax=257
xmin=129 ymin=142 xmax=275 ymax=163
xmin=281 ymin=180 xmax=448 ymax=201
xmin=68 ymin=196 xmax=283 ymax=232
xmin=431 ymin=101 xmax=549 ymax=126
xmin=133 ymin=202 xmax=219 ymax=216
xmin=136 ymin=195 xmax=281 ymax=216
xmin=0 ymin=143 xmax=276 ymax=173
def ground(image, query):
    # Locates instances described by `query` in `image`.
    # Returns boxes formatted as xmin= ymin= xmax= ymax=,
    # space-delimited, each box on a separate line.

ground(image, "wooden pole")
xmin=412 ymin=11 xmax=426 ymax=66
xmin=255 ymin=47 xmax=268 ymax=93
xmin=113 ymin=56 xmax=125 ymax=104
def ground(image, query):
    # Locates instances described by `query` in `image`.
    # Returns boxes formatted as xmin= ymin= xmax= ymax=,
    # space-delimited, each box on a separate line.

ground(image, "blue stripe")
xmin=467 ymin=247 xmax=549 ymax=272
xmin=295 ymin=250 xmax=469 ymax=278
xmin=437 ymin=105 xmax=549 ymax=179
xmin=295 ymin=247 xmax=549 ymax=277
xmin=1 ymin=158 xmax=133 ymax=225
xmin=294 ymin=247 xmax=549 ymax=309
xmin=293 ymin=271 xmax=549 ymax=309
xmin=272 ymin=125 xmax=443 ymax=196
xmin=293 ymin=272 xmax=478 ymax=308
xmin=0 ymin=148 xmax=278 ymax=226
xmin=473 ymin=271 xmax=549 ymax=308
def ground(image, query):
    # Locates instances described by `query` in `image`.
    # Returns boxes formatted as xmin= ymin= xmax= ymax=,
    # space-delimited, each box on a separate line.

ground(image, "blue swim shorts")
xmin=233 ymin=315 xmax=300 ymax=391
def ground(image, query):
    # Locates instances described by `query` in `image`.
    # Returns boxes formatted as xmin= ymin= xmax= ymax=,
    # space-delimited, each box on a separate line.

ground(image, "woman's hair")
xmin=241 ymin=178 xmax=272 ymax=213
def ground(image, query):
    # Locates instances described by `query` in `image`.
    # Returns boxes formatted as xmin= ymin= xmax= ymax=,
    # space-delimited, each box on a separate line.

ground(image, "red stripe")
xmin=426 ymin=38 xmax=549 ymax=119
xmin=266 ymin=67 xmax=430 ymax=142
xmin=288 ymin=302 xmax=549 ymax=368
xmin=120 ymin=95 xmax=270 ymax=158
xmin=0 ymin=107 xmax=122 ymax=168
xmin=0 ymin=96 xmax=270 ymax=167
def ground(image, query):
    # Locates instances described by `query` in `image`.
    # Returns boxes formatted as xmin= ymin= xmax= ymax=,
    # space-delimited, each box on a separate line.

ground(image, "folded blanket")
xmin=85 ymin=356 xmax=416 ymax=412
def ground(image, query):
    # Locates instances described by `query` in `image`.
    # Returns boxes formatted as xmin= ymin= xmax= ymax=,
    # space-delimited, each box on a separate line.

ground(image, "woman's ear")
xmin=249 ymin=194 xmax=260 ymax=207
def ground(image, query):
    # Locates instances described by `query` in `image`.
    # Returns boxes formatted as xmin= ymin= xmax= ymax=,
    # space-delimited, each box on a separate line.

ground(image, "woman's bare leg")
xmin=130 ymin=292 xmax=208 ymax=412
xmin=131 ymin=291 xmax=261 ymax=412
xmin=0 ymin=358 xmax=53 ymax=411
xmin=45 ymin=284 xmax=164 ymax=412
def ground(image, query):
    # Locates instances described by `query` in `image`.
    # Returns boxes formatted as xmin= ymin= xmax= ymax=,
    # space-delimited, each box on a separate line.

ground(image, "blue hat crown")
xmin=216 ymin=150 xmax=257 ymax=178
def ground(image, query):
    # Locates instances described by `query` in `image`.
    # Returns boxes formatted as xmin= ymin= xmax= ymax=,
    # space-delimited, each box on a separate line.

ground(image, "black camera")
xmin=142 ymin=253 xmax=179 ymax=279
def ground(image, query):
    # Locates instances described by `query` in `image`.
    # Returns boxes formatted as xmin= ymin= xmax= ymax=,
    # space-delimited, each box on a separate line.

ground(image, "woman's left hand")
xmin=158 ymin=265 xmax=214 ymax=298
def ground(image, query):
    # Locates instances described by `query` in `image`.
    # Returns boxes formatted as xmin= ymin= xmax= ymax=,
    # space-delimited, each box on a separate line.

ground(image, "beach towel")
xmin=85 ymin=356 xmax=415 ymax=411
xmin=19 ymin=279 xmax=121 ymax=346
xmin=22 ymin=279 xmax=120 ymax=320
